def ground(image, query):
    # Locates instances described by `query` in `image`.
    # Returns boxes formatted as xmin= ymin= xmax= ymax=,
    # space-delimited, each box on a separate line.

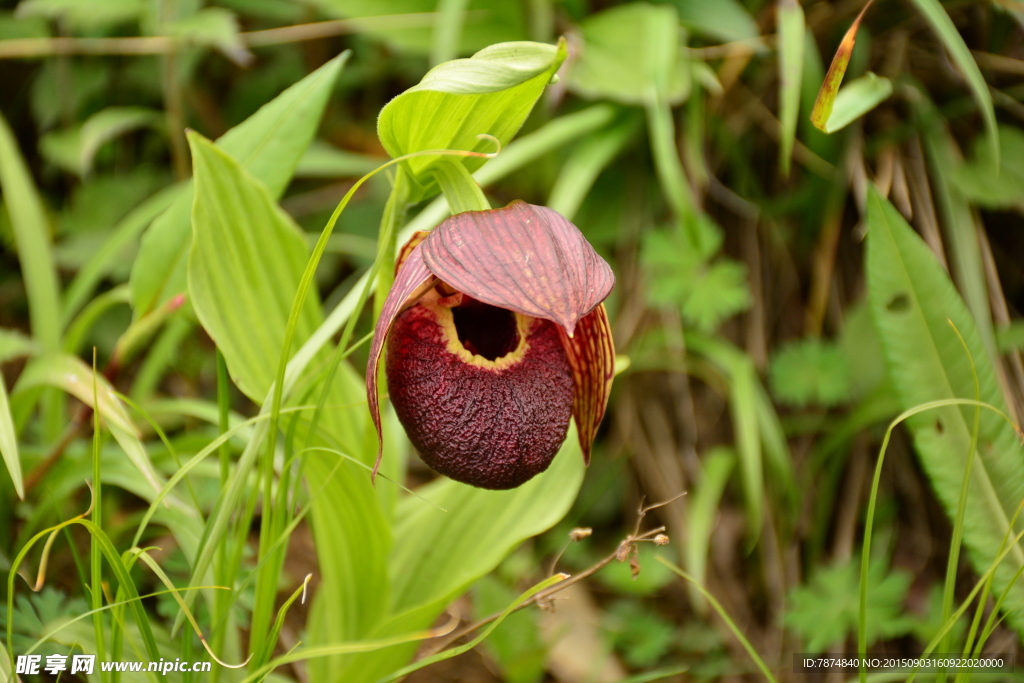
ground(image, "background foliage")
xmin=2 ymin=0 xmax=1024 ymax=681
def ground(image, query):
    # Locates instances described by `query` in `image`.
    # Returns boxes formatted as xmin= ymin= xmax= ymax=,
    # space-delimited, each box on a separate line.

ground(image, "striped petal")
xmin=559 ymin=303 xmax=615 ymax=465
xmin=367 ymin=243 xmax=436 ymax=479
xmin=420 ymin=201 xmax=615 ymax=336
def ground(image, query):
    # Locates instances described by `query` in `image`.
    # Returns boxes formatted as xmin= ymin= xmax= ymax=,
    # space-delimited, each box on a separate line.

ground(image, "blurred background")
xmin=3 ymin=0 xmax=1024 ymax=680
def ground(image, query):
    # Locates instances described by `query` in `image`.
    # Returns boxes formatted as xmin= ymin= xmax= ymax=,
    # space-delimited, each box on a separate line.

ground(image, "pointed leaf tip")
xmin=420 ymin=201 xmax=615 ymax=332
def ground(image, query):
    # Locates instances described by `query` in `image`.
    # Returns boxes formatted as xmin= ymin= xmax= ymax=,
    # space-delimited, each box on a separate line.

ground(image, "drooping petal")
xmin=420 ymin=200 xmax=615 ymax=336
xmin=395 ymin=230 xmax=431 ymax=274
xmin=558 ymin=303 xmax=615 ymax=465
xmin=367 ymin=244 xmax=436 ymax=479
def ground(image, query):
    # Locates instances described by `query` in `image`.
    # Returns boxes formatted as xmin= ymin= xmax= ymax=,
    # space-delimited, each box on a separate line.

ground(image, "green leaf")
xmin=0 ymin=328 xmax=38 ymax=364
xmin=62 ymin=183 xmax=184 ymax=326
xmin=777 ymin=0 xmax=805 ymax=175
xmin=0 ymin=111 xmax=60 ymax=353
xmin=129 ymin=53 xmax=347 ymax=317
xmin=474 ymin=575 xmax=546 ymax=683
xmin=546 ymin=113 xmax=640 ymax=221
xmin=12 ymin=352 xmax=171 ymax=498
xmin=604 ymin=599 xmax=677 ymax=668
xmin=309 ymin=0 xmax=527 ymax=55
xmin=377 ymin=40 xmax=565 ymax=202
xmin=685 ymin=447 xmax=734 ymax=611
xmin=951 ymin=125 xmax=1024 ymax=211
xmin=682 ymin=260 xmax=751 ymax=333
xmin=822 ymin=72 xmax=892 ymax=133
xmin=323 ymin=435 xmax=584 ymax=683
xmin=810 ymin=2 xmax=871 ymax=132
xmin=785 ymin=558 xmax=914 ymax=653
xmin=187 ymin=132 xmax=321 ymax=402
xmin=40 ymin=107 xmax=164 ymax=177
xmin=569 ymin=3 xmax=691 ymax=106
xmin=665 ymin=0 xmax=760 ymax=42
xmin=996 ymin=321 xmax=1024 ymax=353
xmin=685 ymin=334 xmax=765 ymax=544
xmin=906 ymin=0 xmax=998 ymax=166
xmin=15 ymin=0 xmax=143 ymax=31
xmin=167 ymin=7 xmax=252 ymax=66
xmin=769 ymin=338 xmax=851 ymax=407
xmin=916 ymin=105 xmax=998 ymax=366
xmin=866 ymin=187 xmax=1024 ymax=637
xmin=0 ymin=369 xmax=23 ymax=499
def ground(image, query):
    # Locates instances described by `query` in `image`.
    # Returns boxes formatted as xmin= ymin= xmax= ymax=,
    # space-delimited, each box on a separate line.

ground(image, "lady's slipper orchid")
xmin=367 ymin=200 xmax=616 ymax=490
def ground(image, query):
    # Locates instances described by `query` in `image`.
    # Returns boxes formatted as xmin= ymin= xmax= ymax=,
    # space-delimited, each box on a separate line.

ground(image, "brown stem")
xmin=0 ymin=13 xmax=468 ymax=59
xmin=416 ymin=497 xmax=677 ymax=660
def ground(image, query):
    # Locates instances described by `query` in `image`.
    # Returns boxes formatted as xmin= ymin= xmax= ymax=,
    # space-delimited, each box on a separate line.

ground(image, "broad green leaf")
xmin=15 ymin=0 xmax=143 ymax=31
xmin=685 ymin=448 xmax=734 ymax=611
xmin=168 ymin=7 xmax=252 ymax=66
xmin=823 ymin=72 xmax=891 ymax=133
xmin=907 ymin=0 xmax=998 ymax=165
xmin=916 ymin=104 xmax=997 ymax=365
xmin=377 ymin=40 xmax=566 ymax=202
xmin=398 ymin=104 xmax=618 ymax=238
xmin=569 ymin=3 xmax=690 ymax=106
xmin=951 ymin=124 xmax=1024 ymax=211
xmin=0 ymin=112 xmax=60 ymax=353
xmin=785 ymin=557 xmax=914 ymax=653
xmin=866 ymin=187 xmax=1024 ymax=637
xmin=547 ymin=113 xmax=641 ymax=221
xmin=777 ymin=0 xmax=805 ymax=175
xmin=129 ymin=53 xmax=347 ymax=317
xmin=310 ymin=0 xmax=527 ymax=54
xmin=62 ymin=182 xmax=184 ymax=325
xmin=666 ymin=0 xmax=760 ymax=42
xmin=187 ymin=132 xmax=320 ymax=402
xmin=325 ymin=435 xmax=584 ymax=683
xmin=810 ymin=1 xmax=872 ymax=132
xmin=39 ymin=106 xmax=164 ymax=177
xmin=769 ymin=337 xmax=851 ymax=407
xmin=0 ymin=371 xmax=22 ymax=499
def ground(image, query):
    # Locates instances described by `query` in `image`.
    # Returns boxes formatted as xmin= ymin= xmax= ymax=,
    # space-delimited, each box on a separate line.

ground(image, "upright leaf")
xmin=0 ymin=374 xmax=23 ymax=499
xmin=187 ymin=133 xmax=321 ymax=402
xmin=670 ymin=0 xmax=760 ymax=42
xmin=377 ymin=40 xmax=566 ymax=202
xmin=0 ymin=112 xmax=60 ymax=353
xmin=129 ymin=53 xmax=348 ymax=317
xmin=866 ymin=187 xmax=1024 ymax=637
xmin=777 ymin=0 xmax=805 ymax=174
xmin=906 ymin=0 xmax=998 ymax=165
xmin=810 ymin=0 xmax=873 ymax=132
xmin=569 ymin=3 xmax=691 ymax=106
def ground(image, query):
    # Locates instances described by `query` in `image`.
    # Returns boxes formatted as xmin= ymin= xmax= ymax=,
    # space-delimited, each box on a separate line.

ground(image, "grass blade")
xmin=906 ymin=0 xmax=998 ymax=166
xmin=778 ymin=0 xmax=805 ymax=174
